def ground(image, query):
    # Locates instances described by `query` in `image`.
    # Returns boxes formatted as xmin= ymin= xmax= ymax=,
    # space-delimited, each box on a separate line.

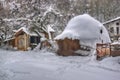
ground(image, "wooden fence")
xmin=96 ymin=43 xmax=110 ymax=60
xmin=96 ymin=43 xmax=120 ymax=60
xmin=110 ymin=44 xmax=120 ymax=57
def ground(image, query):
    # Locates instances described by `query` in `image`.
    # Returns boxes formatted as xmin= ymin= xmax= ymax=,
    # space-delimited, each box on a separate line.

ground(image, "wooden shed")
xmin=5 ymin=26 xmax=55 ymax=51
xmin=55 ymin=14 xmax=111 ymax=56
xmin=14 ymin=27 xmax=41 ymax=51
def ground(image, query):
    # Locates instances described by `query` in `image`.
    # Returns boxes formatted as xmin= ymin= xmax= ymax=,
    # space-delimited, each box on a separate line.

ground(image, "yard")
xmin=0 ymin=49 xmax=120 ymax=80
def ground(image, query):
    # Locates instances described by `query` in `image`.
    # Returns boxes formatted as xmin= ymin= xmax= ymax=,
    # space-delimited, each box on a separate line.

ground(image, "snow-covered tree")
xmin=0 ymin=0 xmax=120 ymax=42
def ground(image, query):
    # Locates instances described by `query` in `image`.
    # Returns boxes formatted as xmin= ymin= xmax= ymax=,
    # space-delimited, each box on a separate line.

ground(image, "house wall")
xmin=104 ymin=20 xmax=120 ymax=40
xmin=15 ymin=33 xmax=29 ymax=51
xmin=56 ymin=38 xmax=80 ymax=56
xmin=9 ymin=39 xmax=15 ymax=47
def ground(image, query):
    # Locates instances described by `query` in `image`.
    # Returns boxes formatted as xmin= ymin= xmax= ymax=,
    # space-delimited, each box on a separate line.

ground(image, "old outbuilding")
xmin=5 ymin=26 xmax=55 ymax=51
xmin=13 ymin=27 xmax=41 ymax=51
xmin=55 ymin=14 xmax=111 ymax=56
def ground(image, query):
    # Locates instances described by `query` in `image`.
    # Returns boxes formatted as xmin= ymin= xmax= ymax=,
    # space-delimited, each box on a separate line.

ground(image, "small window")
xmin=116 ymin=22 xmax=119 ymax=25
xmin=100 ymin=29 xmax=103 ymax=34
xmin=30 ymin=36 xmax=40 ymax=44
xmin=110 ymin=27 xmax=114 ymax=33
xmin=116 ymin=27 xmax=119 ymax=34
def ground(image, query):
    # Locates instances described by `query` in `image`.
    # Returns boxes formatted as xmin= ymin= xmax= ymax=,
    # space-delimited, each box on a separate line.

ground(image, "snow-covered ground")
xmin=0 ymin=49 xmax=120 ymax=80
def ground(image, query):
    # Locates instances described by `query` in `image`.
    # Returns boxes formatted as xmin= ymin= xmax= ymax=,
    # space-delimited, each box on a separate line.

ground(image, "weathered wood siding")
xmin=56 ymin=38 xmax=80 ymax=56
xmin=15 ymin=33 xmax=29 ymax=51
xmin=110 ymin=44 xmax=120 ymax=57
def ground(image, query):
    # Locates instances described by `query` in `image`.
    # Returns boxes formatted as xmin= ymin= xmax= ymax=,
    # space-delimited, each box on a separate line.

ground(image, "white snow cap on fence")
xmin=55 ymin=14 xmax=111 ymax=47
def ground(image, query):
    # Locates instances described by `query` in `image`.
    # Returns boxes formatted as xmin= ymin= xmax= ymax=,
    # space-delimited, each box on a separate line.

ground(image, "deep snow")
xmin=0 ymin=49 xmax=120 ymax=80
xmin=55 ymin=14 xmax=111 ymax=48
xmin=55 ymin=14 xmax=110 ymax=41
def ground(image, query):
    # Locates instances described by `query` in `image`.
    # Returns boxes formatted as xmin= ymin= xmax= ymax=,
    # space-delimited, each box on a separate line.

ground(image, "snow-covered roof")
xmin=103 ymin=17 xmax=120 ymax=25
xmin=15 ymin=27 xmax=38 ymax=36
xmin=15 ymin=27 xmax=28 ymax=33
xmin=55 ymin=14 xmax=111 ymax=47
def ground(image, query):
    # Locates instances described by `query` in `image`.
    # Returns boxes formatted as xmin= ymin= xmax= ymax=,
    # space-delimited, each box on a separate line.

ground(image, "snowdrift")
xmin=55 ymin=14 xmax=111 ymax=48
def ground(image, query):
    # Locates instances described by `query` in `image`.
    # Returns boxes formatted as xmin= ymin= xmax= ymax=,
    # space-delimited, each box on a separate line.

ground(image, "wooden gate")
xmin=96 ymin=43 xmax=110 ymax=60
